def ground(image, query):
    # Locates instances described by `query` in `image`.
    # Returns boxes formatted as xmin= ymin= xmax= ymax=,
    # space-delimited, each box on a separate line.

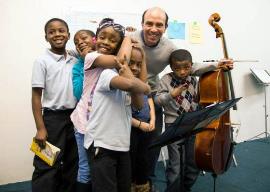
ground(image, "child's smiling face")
xmin=74 ymin=31 xmax=95 ymax=56
xmin=45 ymin=21 xmax=70 ymax=52
xmin=96 ymin=26 xmax=122 ymax=55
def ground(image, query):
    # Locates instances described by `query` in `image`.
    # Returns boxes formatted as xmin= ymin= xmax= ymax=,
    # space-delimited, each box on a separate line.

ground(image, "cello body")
xmin=195 ymin=70 xmax=232 ymax=174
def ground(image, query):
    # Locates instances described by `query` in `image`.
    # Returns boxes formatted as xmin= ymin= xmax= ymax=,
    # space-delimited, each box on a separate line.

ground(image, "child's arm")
xmin=132 ymin=97 xmax=156 ymax=132
xmin=32 ymin=88 xmax=47 ymax=148
xmin=91 ymin=36 xmax=133 ymax=69
xmin=148 ymin=97 xmax=156 ymax=131
xmin=131 ymin=118 xmax=152 ymax=132
xmin=112 ymin=57 xmax=150 ymax=109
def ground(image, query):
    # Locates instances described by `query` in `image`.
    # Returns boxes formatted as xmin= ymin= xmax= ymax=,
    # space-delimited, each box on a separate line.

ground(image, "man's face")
xmin=142 ymin=9 xmax=167 ymax=47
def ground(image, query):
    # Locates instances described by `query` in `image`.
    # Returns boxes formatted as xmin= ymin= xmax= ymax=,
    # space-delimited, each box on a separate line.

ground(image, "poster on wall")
xmin=167 ymin=21 xmax=185 ymax=40
xmin=189 ymin=21 xmax=203 ymax=44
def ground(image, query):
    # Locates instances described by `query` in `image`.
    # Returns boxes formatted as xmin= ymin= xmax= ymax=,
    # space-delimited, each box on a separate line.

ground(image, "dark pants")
xmin=130 ymin=126 xmax=152 ymax=184
xmin=166 ymin=129 xmax=199 ymax=192
xmin=32 ymin=109 xmax=78 ymax=192
xmin=148 ymin=103 xmax=163 ymax=180
xmin=88 ymin=146 xmax=131 ymax=192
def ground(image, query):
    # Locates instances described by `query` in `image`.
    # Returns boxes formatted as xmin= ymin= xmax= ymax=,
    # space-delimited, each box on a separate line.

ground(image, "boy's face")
xmin=96 ymin=27 xmax=121 ymax=55
xmin=74 ymin=31 xmax=95 ymax=56
xmin=45 ymin=21 xmax=70 ymax=52
xmin=129 ymin=48 xmax=143 ymax=77
xmin=171 ymin=59 xmax=192 ymax=80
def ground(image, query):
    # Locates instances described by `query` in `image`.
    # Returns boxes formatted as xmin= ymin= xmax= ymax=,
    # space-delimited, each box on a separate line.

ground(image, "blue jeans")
xmin=75 ymin=131 xmax=91 ymax=183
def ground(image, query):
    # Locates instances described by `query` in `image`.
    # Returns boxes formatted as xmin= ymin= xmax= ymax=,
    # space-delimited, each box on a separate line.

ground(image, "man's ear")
xmin=68 ymin=32 xmax=70 ymax=40
xmin=45 ymin=35 xmax=48 ymax=42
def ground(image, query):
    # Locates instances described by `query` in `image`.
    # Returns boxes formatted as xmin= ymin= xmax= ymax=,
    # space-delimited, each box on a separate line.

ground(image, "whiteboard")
xmin=64 ymin=10 xmax=141 ymax=49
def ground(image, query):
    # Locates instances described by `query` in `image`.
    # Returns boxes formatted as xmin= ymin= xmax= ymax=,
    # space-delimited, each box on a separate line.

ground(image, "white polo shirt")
xmin=84 ymin=69 xmax=132 ymax=152
xmin=31 ymin=49 xmax=77 ymax=110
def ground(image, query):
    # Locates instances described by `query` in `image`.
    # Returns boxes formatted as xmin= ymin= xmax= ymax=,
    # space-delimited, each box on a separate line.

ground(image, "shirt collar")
xmin=46 ymin=49 xmax=73 ymax=62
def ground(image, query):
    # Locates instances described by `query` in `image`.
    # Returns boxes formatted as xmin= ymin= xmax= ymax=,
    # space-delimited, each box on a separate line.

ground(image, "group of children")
xmin=31 ymin=17 xmax=200 ymax=192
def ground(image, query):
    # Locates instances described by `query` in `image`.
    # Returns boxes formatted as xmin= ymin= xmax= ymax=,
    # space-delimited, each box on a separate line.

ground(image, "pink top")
xmin=71 ymin=51 xmax=104 ymax=134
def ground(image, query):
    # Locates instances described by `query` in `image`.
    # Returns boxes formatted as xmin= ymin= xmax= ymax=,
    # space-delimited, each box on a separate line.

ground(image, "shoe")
xmin=136 ymin=182 xmax=151 ymax=192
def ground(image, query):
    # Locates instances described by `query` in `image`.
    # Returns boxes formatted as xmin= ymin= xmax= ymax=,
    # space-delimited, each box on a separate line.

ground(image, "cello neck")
xmin=210 ymin=13 xmax=237 ymax=110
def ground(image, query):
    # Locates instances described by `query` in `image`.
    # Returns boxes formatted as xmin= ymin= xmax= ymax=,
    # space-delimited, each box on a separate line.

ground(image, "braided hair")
xmin=96 ymin=18 xmax=125 ymax=41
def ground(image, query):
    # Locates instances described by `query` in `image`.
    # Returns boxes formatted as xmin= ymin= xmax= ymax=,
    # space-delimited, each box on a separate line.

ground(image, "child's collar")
xmin=47 ymin=49 xmax=73 ymax=62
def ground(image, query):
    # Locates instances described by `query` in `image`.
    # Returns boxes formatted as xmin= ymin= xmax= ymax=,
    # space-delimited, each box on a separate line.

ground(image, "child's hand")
xmin=138 ymin=122 xmax=155 ymax=132
xmin=126 ymin=26 xmax=137 ymax=32
xmin=170 ymin=83 xmax=188 ymax=98
xmin=115 ymin=56 xmax=134 ymax=79
xmin=34 ymin=128 xmax=48 ymax=149
xmin=149 ymin=119 xmax=155 ymax=131
xmin=78 ymin=47 xmax=93 ymax=59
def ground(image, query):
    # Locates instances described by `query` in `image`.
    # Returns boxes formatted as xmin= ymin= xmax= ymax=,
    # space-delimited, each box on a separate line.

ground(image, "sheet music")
xmin=250 ymin=68 xmax=270 ymax=84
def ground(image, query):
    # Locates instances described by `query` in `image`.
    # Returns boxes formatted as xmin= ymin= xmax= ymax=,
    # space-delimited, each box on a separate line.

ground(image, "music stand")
xmin=149 ymin=98 xmax=241 ymax=192
xmin=249 ymin=68 xmax=270 ymax=140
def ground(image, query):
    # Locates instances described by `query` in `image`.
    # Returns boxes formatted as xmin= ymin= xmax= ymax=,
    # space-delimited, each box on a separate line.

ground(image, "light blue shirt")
xmin=72 ymin=57 xmax=84 ymax=101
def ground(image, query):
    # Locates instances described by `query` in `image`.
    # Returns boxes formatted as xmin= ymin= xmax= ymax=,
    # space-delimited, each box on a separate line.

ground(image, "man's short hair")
xmin=141 ymin=9 xmax=169 ymax=28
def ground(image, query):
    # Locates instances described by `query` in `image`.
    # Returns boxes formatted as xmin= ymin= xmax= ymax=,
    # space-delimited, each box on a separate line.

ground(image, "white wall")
xmin=1 ymin=0 xmax=269 ymax=185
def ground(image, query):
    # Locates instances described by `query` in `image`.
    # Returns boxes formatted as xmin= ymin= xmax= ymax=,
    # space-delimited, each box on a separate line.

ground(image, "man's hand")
xmin=218 ymin=59 xmax=234 ymax=71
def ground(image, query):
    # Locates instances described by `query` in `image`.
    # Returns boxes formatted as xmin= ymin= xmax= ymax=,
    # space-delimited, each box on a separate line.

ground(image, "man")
xmin=129 ymin=7 xmax=233 ymax=192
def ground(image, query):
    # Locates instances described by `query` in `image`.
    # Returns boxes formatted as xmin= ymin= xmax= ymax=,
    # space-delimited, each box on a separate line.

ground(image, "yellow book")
xmin=30 ymin=138 xmax=61 ymax=166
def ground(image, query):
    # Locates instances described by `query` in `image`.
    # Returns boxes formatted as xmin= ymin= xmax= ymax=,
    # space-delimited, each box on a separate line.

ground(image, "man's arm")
xmin=192 ymin=59 xmax=234 ymax=76
xmin=32 ymin=88 xmax=47 ymax=148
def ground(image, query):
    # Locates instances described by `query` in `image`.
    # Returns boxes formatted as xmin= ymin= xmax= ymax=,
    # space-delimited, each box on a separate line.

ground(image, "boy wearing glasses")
xmin=155 ymin=49 xmax=200 ymax=191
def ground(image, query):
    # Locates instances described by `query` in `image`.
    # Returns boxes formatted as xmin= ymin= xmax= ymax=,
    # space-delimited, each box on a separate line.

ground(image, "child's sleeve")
xmin=155 ymin=74 xmax=174 ymax=107
xmin=97 ymin=69 xmax=118 ymax=92
xmin=31 ymin=58 xmax=46 ymax=88
xmin=84 ymin=51 xmax=102 ymax=71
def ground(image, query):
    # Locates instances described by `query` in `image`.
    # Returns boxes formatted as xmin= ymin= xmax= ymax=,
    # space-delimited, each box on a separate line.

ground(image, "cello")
xmin=194 ymin=13 xmax=236 ymax=175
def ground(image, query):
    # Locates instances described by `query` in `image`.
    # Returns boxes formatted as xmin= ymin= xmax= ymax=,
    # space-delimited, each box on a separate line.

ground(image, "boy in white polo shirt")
xmin=31 ymin=18 xmax=78 ymax=192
